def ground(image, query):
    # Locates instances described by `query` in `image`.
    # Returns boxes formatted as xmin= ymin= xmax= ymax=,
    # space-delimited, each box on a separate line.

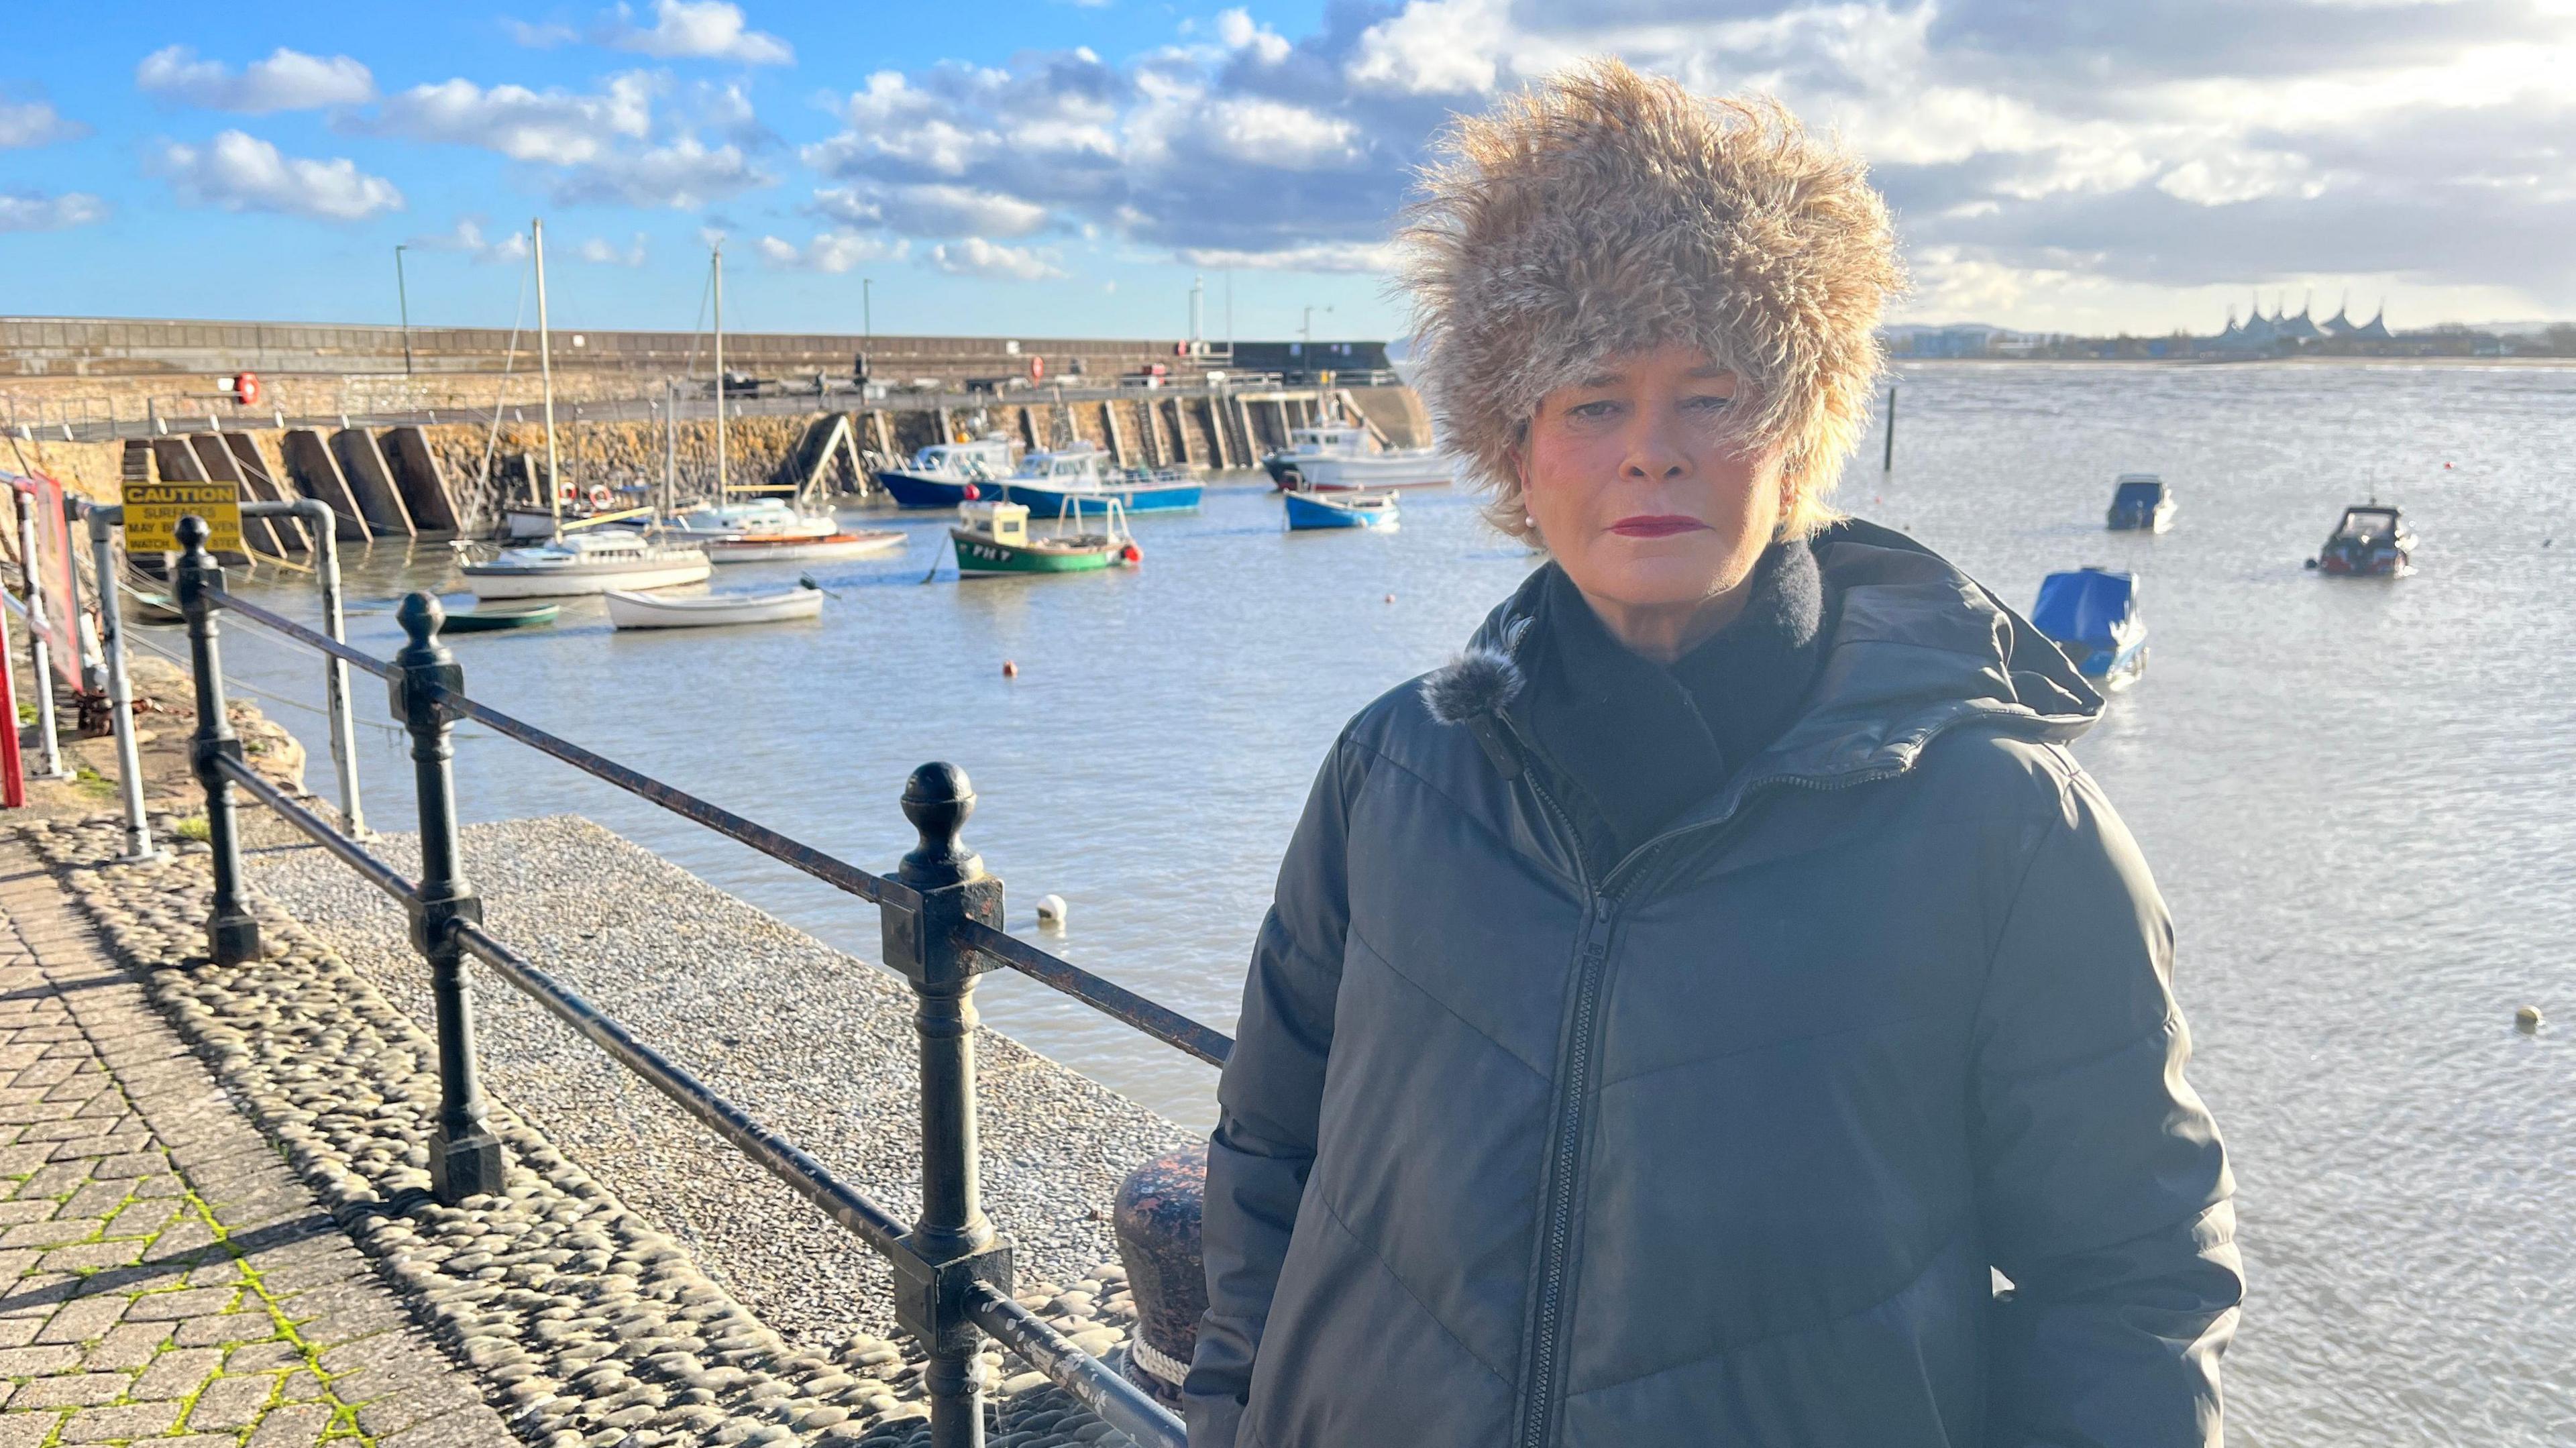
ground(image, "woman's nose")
xmin=1621 ymin=414 xmax=1691 ymax=480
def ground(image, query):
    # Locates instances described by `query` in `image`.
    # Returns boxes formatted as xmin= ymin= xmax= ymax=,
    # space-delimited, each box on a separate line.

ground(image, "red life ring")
xmin=233 ymin=372 xmax=261 ymax=406
xmin=1028 ymin=355 xmax=1045 ymax=383
xmin=588 ymin=484 xmax=614 ymax=508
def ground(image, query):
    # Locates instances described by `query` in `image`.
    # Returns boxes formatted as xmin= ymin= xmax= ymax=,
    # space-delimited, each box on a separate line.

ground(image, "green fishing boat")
xmin=948 ymin=500 xmax=1138 ymax=578
xmin=437 ymin=600 xmax=561 ymax=634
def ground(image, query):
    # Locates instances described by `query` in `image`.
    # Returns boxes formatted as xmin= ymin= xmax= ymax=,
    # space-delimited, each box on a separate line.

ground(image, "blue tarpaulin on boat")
xmin=2032 ymin=568 xmax=2136 ymax=651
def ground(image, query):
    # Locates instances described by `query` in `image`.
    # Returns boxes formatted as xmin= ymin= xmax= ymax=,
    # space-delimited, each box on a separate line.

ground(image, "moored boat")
xmin=2310 ymin=504 xmax=2416 ymax=576
xmin=1264 ymin=424 xmax=1451 ymax=491
xmin=993 ymin=443 xmax=1201 ymax=514
xmin=879 ymin=436 xmax=1019 ymax=509
xmin=2105 ymin=474 xmax=2177 ymax=533
xmin=436 ymin=600 xmax=561 ymax=634
xmin=462 ymin=531 xmax=713 ymax=599
xmin=604 ymin=581 xmax=824 ymax=629
xmin=704 ymin=529 xmax=904 ymax=564
xmin=948 ymin=499 xmax=1137 ymax=577
xmin=2031 ymin=566 xmax=2149 ymax=690
xmin=1284 ymin=490 xmax=1399 ymax=531
xmin=664 ymin=496 xmax=838 ymax=539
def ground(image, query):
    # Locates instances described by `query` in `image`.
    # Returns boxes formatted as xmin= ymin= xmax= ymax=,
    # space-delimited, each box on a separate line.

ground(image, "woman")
xmin=1185 ymin=62 xmax=2241 ymax=1448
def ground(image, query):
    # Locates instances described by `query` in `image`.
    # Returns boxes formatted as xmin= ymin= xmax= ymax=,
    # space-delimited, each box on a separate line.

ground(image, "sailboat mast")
xmin=533 ymin=219 xmax=560 ymax=533
xmin=712 ymin=244 xmax=728 ymax=501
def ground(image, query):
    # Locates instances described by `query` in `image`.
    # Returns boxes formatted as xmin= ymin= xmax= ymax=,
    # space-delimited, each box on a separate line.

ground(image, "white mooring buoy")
xmin=1036 ymin=894 xmax=1069 ymax=930
xmin=2516 ymin=1005 xmax=2543 ymax=1032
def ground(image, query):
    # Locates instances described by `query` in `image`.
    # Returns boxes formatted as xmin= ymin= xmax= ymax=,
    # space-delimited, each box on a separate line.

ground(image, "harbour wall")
xmin=5 ymin=384 xmax=1431 ymax=538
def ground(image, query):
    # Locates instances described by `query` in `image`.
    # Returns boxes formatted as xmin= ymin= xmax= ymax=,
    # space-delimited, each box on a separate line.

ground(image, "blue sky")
xmin=3 ymin=1 xmax=2571 ymax=341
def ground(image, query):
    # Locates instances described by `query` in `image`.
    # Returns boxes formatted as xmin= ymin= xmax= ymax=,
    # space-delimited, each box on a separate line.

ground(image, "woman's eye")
xmin=1569 ymin=399 xmax=1621 ymax=420
xmin=1684 ymin=394 xmax=1735 ymax=413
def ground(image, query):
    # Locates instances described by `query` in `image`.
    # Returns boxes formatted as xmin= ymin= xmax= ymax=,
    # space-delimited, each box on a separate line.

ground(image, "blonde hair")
xmin=1398 ymin=60 xmax=1904 ymax=543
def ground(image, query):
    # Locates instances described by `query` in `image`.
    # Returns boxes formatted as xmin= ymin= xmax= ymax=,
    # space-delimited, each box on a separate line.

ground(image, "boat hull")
xmin=438 ymin=603 xmax=560 ymax=633
xmin=1283 ymin=491 xmax=1397 ymax=531
xmin=949 ymin=530 xmax=1120 ymax=576
xmin=881 ymin=471 xmax=992 ymax=509
xmin=1002 ymin=482 xmax=1201 ymax=514
xmin=604 ymin=590 xmax=824 ymax=628
xmin=706 ymin=531 xmax=904 ymax=564
xmin=1291 ymin=453 xmax=1452 ymax=490
xmin=462 ymin=557 xmax=713 ymax=598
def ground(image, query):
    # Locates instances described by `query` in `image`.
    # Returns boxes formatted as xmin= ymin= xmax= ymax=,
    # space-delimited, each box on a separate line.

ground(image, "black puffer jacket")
xmin=1185 ymin=522 xmax=2242 ymax=1447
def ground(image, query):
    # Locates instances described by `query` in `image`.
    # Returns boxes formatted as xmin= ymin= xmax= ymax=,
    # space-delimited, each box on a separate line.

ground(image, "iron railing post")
xmin=882 ymin=763 xmax=1012 ymax=1448
xmin=174 ymin=516 xmax=260 ymax=965
xmin=13 ymin=485 xmax=68 ymax=781
xmin=83 ymin=504 xmax=154 ymax=860
xmin=388 ymin=592 xmax=503 ymax=1202
xmin=301 ymin=498 xmax=364 ymax=834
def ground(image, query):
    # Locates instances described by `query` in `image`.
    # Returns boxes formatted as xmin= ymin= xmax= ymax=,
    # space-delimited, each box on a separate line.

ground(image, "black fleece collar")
xmin=1517 ymin=541 xmax=1829 ymax=861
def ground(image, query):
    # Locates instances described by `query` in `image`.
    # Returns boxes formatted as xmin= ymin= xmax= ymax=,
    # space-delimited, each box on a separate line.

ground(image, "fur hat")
xmin=1398 ymin=60 xmax=1903 ymax=543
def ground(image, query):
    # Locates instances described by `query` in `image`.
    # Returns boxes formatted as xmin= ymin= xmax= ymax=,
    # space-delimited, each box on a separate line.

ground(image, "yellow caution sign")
xmin=121 ymin=482 xmax=242 ymax=555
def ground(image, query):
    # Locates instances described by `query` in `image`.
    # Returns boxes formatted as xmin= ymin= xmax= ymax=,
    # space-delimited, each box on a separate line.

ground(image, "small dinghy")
xmin=2031 ymin=566 xmax=2149 ymax=691
xmin=437 ymin=601 xmax=560 ymax=634
xmin=2104 ymin=474 xmax=2176 ymax=533
xmin=1284 ymin=489 xmax=1399 ymax=531
xmin=2310 ymin=504 xmax=2416 ymax=576
xmin=603 ymin=581 xmax=825 ymax=630
xmin=704 ymin=529 xmax=904 ymax=565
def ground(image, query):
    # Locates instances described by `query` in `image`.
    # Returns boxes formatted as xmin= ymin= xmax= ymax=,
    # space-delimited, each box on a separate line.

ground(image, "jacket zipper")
xmin=1502 ymin=712 xmax=1912 ymax=1448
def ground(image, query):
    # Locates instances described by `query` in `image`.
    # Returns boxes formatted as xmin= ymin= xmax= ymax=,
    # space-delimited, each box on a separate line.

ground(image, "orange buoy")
xmin=963 ymin=482 xmax=981 ymax=501
xmin=1121 ymin=543 xmax=1142 ymax=565
xmin=1384 ymin=593 xmax=1395 ymax=603
xmin=1002 ymin=661 xmax=1019 ymax=678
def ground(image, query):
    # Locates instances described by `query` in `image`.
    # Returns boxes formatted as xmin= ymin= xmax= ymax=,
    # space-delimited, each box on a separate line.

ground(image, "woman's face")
xmin=1517 ymin=343 xmax=1784 ymax=642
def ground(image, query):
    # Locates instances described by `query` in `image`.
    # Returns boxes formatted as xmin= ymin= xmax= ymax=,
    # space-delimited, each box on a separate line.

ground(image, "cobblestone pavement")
xmin=0 ymin=842 xmax=514 ymax=1448
xmin=13 ymin=819 xmax=1150 ymax=1448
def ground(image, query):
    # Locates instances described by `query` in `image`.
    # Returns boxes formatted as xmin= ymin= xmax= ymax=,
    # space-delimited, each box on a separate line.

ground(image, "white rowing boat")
xmin=603 ymin=582 xmax=825 ymax=630
xmin=704 ymin=529 xmax=904 ymax=564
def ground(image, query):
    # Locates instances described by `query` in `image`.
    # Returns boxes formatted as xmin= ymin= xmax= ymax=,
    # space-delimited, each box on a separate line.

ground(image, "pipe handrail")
xmin=215 ymin=757 xmax=413 ymax=903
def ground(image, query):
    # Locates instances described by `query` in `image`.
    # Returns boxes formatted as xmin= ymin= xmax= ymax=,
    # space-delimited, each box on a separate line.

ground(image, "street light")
xmin=394 ymin=244 xmax=414 ymax=375
xmin=1300 ymin=303 xmax=1334 ymax=344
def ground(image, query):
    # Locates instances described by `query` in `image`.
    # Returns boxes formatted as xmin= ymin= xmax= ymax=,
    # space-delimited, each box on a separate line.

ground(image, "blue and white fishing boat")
xmin=1283 ymin=490 xmax=1399 ymax=531
xmin=2104 ymin=473 xmax=2177 ymax=532
xmin=999 ymin=443 xmax=1203 ymax=514
xmin=2031 ymin=566 xmax=2149 ymax=691
xmin=877 ymin=435 xmax=1019 ymax=509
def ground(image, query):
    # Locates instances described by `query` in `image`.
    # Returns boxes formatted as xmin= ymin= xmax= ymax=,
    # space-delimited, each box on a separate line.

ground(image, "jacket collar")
xmin=1421 ymin=520 xmax=2102 ymax=806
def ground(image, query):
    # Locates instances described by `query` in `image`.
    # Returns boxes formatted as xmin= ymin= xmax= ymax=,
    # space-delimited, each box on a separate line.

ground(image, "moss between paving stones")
xmin=19 ymin=819 xmax=1145 ymax=1448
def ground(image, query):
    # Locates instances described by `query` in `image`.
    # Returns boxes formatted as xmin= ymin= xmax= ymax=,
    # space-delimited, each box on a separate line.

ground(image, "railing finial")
xmin=175 ymin=512 xmax=211 ymax=558
xmin=900 ymin=761 xmax=983 ymax=887
xmin=396 ymin=590 xmax=445 ymax=651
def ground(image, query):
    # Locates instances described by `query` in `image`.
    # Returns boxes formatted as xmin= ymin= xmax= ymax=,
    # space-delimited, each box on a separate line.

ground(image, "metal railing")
xmin=156 ymin=514 xmax=1226 ymax=1447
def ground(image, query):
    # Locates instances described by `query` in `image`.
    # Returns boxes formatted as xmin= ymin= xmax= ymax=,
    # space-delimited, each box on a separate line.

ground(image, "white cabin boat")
xmin=664 ymin=497 xmax=838 ymax=539
xmin=462 ymin=531 xmax=712 ymax=599
xmin=907 ymin=436 xmax=1018 ymax=480
xmin=604 ymin=583 xmax=824 ymax=630
xmin=1264 ymin=425 xmax=1451 ymax=490
xmin=704 ymin=530 xmax=905 ymax=564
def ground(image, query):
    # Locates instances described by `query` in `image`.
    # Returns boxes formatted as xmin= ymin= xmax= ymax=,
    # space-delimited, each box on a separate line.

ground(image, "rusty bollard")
xmin=1112 ymin=1143 xmax=1207 ymax=1408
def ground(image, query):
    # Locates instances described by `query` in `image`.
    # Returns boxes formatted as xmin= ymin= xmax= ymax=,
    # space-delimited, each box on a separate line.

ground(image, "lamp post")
xmin=864 ymin=277 xmax=873 ymax=339
xmin=394 ymin=243 xmax=415 ymax=375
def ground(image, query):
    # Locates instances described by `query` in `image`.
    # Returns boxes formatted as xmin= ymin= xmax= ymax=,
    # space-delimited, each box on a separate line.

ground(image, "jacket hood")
xmin=1421 ymin=519 xmax=2101 ymax=789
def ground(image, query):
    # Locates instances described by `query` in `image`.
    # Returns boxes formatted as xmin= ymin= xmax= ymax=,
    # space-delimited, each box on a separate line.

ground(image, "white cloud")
xmin=930 ymin=237 xmax=1065 ymax=280
xmin=505 ymin=19 xmax=579 ymax=47
xmin=600 ymin=1 xmax=793 ymax=65
xmin=2156 ymin=151 xmax=2337 ymax=205
xmin=371 ymin=72 xmax=654 ymax=164
xmin=412 ymin=216 xmax=531 ymax=263
xmin=1344 ymin=0 xmax=1509 ymax=96
xmin=1217 ymin=8 xmax=1292 ymax=65
xmin=0 ymin=192 xmax=108 ymax=232
xmin=813 ymin=183 xmax=1048 ymax=237
xmin=551 ymin=135 xmax=769 ymax=207
xmin=578 ymin=232 xmax=649 ymax=265
xmin=756 ymin=230 xmax=906 ymax=272
xmin=136 ymin=46 xmax=376 ymax=113
xmin=1202 ymin=99 xmax=1360 ymax=169
xmin=150 ymin=130 xmax=402 ymax=221
xmin=1176 ymin=241 xmax=1402 ymax=273
xmin=0 ymin=99 xmax=85 ymax=149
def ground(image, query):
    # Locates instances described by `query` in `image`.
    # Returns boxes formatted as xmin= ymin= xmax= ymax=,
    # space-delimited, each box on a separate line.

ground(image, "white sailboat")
xmin=659 ymin=243 xmax=840 ymax=541
xmin=465 ymin=219 xmax=710 ymax=600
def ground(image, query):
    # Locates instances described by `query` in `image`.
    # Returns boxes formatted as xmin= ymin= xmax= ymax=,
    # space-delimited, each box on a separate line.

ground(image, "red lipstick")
xmin=1609 ymin=514 xmax=1710 ymax=538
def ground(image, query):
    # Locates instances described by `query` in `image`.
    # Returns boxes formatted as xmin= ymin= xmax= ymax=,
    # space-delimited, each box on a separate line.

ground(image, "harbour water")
xmin=209 ymin=361 xmax=2574 ymax=1445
